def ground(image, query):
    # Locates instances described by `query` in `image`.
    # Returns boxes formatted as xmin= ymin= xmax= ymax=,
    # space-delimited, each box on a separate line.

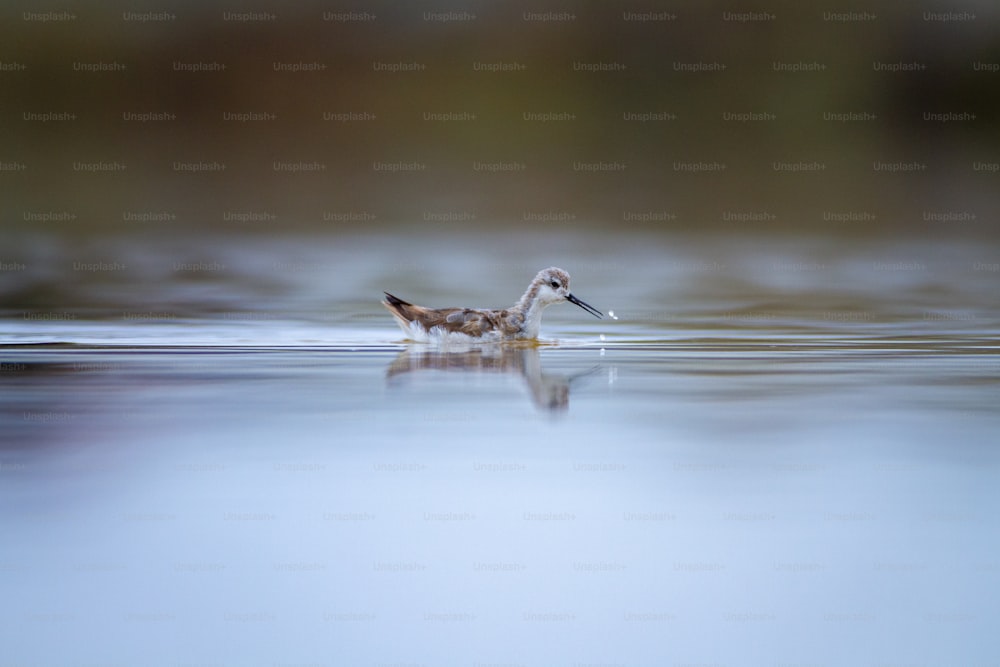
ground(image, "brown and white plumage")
xmin=382 ymin=267 xmax=602 ymax=341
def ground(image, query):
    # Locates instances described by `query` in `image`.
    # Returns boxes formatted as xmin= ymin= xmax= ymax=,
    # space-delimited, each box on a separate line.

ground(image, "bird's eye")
xmin=550 ymin=281 xmax=559 ymax=289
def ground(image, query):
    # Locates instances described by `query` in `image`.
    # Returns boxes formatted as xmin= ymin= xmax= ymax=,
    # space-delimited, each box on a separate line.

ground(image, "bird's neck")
xmin=512 ymin=287 xmax=549 ymax=338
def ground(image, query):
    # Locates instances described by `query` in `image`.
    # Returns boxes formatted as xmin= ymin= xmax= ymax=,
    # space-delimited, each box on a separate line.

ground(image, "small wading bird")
xmin=383 ymin=267 xmax=602 ymax=342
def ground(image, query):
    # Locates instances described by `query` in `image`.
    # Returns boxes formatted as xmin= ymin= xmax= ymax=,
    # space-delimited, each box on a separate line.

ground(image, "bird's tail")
xmin=383 ymin=292 xmax=412 ymax=307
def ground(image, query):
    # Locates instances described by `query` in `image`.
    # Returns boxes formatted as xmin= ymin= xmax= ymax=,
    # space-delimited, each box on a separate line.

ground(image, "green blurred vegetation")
xmin=1 ymin=0 xmax=999 ymax=234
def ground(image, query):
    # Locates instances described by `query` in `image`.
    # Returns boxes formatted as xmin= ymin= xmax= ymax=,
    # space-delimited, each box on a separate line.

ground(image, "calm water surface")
xmin=2 ymin=230 xmax=999 ymax=665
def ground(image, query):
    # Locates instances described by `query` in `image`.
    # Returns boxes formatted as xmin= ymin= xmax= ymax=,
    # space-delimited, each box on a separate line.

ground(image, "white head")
xmin=526 ymin=267 xmax=602 ymax=318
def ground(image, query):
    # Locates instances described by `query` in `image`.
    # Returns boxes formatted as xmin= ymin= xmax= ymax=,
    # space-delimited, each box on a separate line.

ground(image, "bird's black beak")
xmin=566 ymin=293 xmax=603 ymax=319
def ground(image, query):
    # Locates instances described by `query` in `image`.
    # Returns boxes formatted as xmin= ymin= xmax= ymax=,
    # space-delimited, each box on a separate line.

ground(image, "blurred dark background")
xmin=3 ymin=0 xmax=998 ymax=235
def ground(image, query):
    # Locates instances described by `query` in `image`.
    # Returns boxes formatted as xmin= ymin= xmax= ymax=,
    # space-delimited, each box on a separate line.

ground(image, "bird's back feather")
xmin=381 ymin=292 xmax=525 ymax=338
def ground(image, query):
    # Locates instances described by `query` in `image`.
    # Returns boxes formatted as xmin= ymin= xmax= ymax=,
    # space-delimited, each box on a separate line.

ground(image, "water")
xmin=2 ymin=229 xmax=999 ymax=665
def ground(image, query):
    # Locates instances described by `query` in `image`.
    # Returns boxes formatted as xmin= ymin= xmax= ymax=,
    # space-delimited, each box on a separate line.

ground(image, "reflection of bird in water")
xmin=385 ymin=344 xmax=599 ymax=413
xmin=382 ymin=267 xmax=602 ymax=342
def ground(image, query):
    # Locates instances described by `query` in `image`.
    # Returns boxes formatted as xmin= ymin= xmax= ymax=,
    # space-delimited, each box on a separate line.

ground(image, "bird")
xmin=382 ymin=266 xmax=602 ymax=341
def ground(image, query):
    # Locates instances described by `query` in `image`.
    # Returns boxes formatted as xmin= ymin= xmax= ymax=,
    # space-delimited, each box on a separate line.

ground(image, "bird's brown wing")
xmin=382 ymin=293 xmax=490 ymax=335
xmin=443 ymin=308 xmax=527 ymax=336
xmin=383 ymin=293 xmax=523 ymax=337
